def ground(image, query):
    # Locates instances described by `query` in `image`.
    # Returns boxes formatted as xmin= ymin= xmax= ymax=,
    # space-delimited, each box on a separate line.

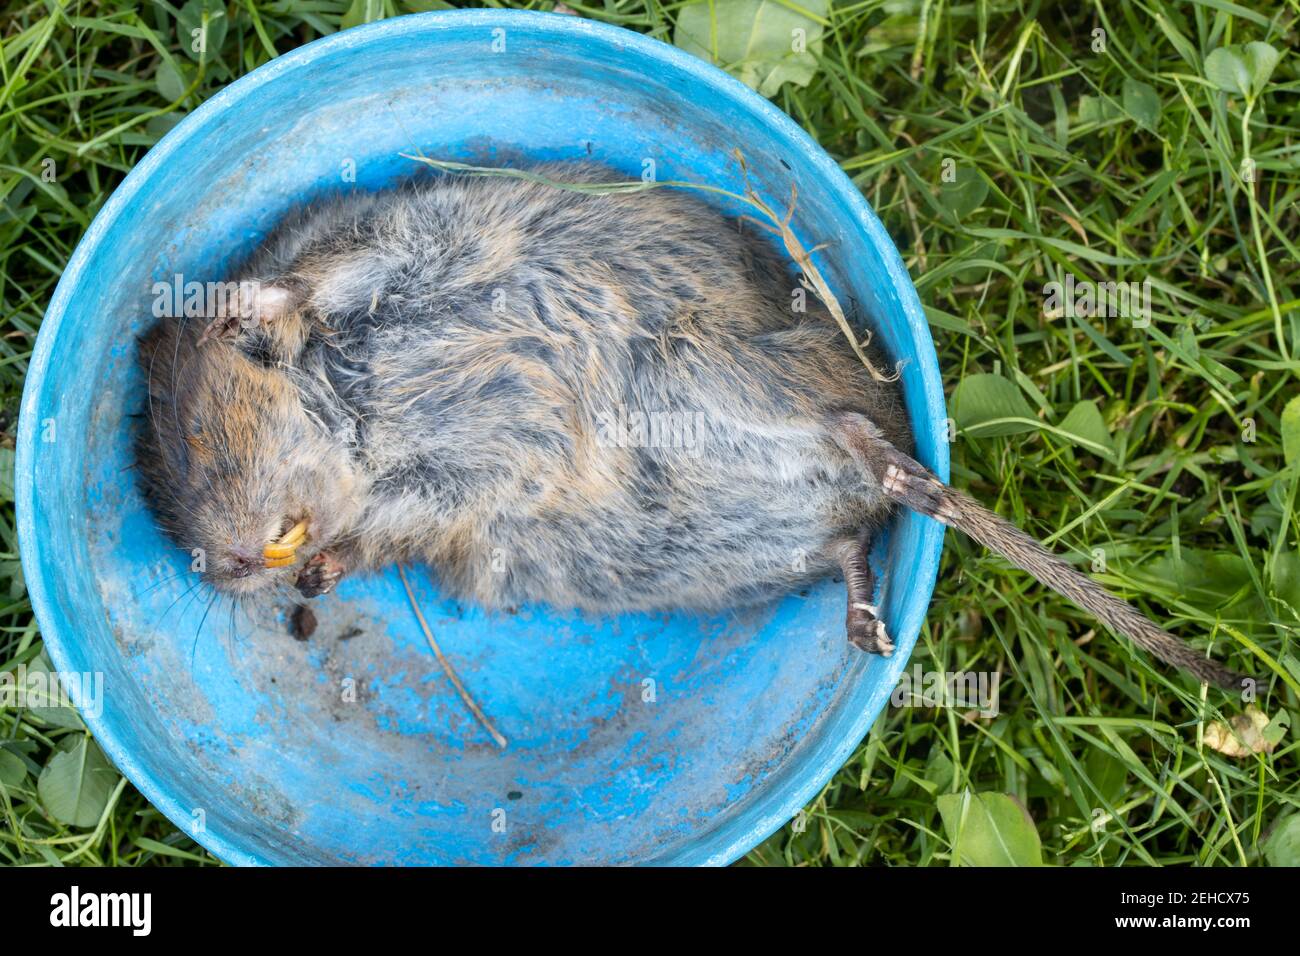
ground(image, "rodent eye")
xmin=239 ymin=331 xmax=277 ymax=368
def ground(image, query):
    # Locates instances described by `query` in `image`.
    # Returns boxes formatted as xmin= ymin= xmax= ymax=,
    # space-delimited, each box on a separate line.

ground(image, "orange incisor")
xmin=263 ymin=519 xmax=308 ymax=568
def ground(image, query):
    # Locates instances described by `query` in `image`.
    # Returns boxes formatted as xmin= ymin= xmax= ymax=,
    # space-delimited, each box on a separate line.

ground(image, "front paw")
xmin=296 ymin=551 xmax=345 ymax=598
xmin=847 ymin=604 xmax=894 ymax=657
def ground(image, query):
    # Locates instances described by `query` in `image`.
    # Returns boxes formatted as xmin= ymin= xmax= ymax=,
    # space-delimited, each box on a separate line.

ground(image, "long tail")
xmin=831 ymin=413 xmax=1243 ymax=689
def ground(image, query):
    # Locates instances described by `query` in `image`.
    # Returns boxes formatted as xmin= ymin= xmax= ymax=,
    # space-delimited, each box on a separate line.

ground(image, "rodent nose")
xmin=228 ymin=551 xmax=258 ymax=578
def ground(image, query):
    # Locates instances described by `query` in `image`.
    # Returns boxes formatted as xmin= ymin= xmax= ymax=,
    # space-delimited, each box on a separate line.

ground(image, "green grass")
xmin=1 ymin=0 xmax=1297 ymax=866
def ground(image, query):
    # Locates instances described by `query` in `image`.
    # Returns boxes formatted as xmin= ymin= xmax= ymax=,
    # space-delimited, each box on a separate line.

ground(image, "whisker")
xmin=191 ymin=588 xmax=220 ymax=671
xmin=140 ymin=568 xmax=192 ymax=597
xmin=173 ymin=580 xmax=209 ymax=641
xmin=157 ymin=578 xmax=202 ymax=627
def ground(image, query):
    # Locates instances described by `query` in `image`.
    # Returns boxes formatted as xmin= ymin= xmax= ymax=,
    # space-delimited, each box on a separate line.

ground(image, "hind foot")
xmin=881 ymin=463 xmax=958 ymax=524
xmin=829 ymin=412 xmax=961 ymax=525
xmin=847 ymin=602 xmax=893 ymax=656
xmin=830 ymin=530 xmax=893 ymax=657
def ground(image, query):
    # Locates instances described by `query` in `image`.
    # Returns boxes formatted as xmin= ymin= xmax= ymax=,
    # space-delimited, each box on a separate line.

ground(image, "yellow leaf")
xmin=1203 ymin=706 xmax=1278 ymax=757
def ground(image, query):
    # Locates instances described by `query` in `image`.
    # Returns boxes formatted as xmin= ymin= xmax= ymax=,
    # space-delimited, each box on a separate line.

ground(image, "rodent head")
xmin=136 ymin=318 xmax=357 ymax=595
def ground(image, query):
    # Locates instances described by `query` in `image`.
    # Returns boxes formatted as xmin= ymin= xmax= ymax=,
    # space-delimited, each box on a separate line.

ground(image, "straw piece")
xmin=402 ymin=150 xmax=903 ymax=383
xmin=397 ymin=564 xmax=508 ymax=750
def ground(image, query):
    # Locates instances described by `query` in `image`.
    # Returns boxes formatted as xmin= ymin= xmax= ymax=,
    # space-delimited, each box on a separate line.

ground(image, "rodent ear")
xmin=197 ymin=282 xmax=301 ymax=348
xmin=251 ymin=284 xmax=298 ymax=325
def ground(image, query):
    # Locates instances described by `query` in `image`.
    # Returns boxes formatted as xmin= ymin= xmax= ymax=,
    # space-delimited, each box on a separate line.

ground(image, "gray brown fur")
xmin=138 ymin=165 xmax=908 ymax=613
xmin=136 ymin=164 xmax=1238 ymax=688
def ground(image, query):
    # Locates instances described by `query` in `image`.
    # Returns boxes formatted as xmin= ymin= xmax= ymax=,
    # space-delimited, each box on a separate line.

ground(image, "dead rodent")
xmin=135 ymin=163 xmax=1241 ymax=689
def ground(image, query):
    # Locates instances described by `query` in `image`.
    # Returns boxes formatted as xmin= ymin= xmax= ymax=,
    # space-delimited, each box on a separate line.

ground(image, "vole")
xmin=136 ymin=163 xmax=1241 ymax=689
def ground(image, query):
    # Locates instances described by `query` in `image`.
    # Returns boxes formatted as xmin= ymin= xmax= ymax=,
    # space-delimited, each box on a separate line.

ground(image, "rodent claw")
xmin=296 ymin=551 xmax=344 ymax=598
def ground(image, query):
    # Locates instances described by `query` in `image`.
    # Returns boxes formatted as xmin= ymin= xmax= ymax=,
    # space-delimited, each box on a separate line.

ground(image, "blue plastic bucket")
xmin=17 ymin=10 xmax=948 ymax=865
